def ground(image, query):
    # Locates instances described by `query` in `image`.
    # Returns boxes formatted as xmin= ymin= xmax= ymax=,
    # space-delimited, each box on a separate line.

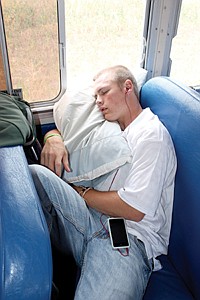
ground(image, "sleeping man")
xmin=30 ymin=65 xmax=177 ymax=300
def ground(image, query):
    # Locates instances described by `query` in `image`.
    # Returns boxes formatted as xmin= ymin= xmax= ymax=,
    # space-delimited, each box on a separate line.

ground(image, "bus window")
xmin=170 ymin=0 xmax=200 ymax=86
xmin=65 ymin=0 xmax=146 ymax=89
xmin=1 ymin=0 xmax=145 ymax=103
xmin=1 ymin=0 xmax=62 ymax=103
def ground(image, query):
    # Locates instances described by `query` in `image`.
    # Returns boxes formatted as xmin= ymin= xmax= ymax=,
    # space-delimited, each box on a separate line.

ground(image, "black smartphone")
xmin=108 ymin=218 xmax=130 ymax=249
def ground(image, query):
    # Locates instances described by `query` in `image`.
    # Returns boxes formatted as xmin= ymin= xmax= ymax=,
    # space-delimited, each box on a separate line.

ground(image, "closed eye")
xmin=100 ymin=89 xmax=109 ymax=95
xmin=94 ymin=86 xmax=110 ymax=99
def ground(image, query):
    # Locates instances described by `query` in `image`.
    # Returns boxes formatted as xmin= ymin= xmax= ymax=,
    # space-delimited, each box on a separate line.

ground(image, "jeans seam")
xmin=53 ymin=202 xmax=86 ymax=235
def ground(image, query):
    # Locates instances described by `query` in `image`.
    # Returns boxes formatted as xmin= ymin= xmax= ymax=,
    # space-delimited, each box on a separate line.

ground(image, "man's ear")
xmin=124 ymin=79 xmax=133 ymax=94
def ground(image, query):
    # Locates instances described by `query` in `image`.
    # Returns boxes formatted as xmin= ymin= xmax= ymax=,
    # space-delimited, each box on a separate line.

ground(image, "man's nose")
xmin=96 ymin=96 xmax=102 ymax=106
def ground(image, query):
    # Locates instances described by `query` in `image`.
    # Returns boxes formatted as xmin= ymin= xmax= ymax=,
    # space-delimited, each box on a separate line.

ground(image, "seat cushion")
xmin=144 ymin=256 xmax=193 ymax=300
xmin=0 ymin=146 xmax=52 ymax=300
xmin=141 ymin=76 xmax=200 ymax=299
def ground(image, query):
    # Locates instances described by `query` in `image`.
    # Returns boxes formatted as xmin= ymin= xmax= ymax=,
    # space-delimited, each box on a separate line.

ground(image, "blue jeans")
xmin=30 ymin=165 xmax=153 ymax=300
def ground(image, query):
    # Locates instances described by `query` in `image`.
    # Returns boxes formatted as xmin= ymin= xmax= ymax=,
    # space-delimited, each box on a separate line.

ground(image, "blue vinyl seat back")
xmin=141 ymin=77 xmax=200 ymax=299
xmin=0 ymin=146 xmax=52 ymax=300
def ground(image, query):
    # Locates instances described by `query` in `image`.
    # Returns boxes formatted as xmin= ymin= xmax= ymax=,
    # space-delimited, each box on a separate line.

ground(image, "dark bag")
xmin=0 ymin=92 xmax=41 ymax=163
xmin=0 ymin=92 xmax=36 ymax=147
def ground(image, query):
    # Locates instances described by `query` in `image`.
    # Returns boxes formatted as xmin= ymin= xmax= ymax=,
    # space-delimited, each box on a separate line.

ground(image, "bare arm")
xmin=41 ymin=131 xmax=144 ymax=221
xmin=41 ymin=129 xmax=70 ymax=177
xmin=74 ymin=186 xmax=145 ymax=222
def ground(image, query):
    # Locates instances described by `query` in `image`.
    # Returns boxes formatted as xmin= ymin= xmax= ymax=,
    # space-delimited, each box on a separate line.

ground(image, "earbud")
xmin=125 ymin=88 xmax=130 ymax=94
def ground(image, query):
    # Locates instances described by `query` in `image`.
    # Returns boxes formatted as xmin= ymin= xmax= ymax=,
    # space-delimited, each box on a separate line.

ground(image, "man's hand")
xmin=41 ymin=130 xmax=70 ymax=177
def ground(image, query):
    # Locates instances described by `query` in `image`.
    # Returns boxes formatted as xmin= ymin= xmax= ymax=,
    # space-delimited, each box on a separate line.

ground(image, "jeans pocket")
xmin=94 ymin=226 xmax=110 ymax=240
xmin=134 ymin=236 xmax=153 ymax=272
xmin=91 ymin=213 xmax=110 ymax=240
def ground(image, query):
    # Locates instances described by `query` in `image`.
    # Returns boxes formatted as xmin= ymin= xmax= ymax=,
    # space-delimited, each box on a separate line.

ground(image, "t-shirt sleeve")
xmin=118 ymin=138 xmax=169 ymax=217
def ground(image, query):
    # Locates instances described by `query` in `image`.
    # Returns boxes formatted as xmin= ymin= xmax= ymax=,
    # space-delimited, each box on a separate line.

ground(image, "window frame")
xmin=142 ymin=0 xmax=182 ymax=80
xmin=0 ymin=0 xmax=66 ymax=110
xmin=0 ymin=4 xmax=12 ymax=94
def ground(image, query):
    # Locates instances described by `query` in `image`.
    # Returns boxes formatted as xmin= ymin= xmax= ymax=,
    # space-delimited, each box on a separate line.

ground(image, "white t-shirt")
xmin=98 ymin=108 xmax=177 ymax=270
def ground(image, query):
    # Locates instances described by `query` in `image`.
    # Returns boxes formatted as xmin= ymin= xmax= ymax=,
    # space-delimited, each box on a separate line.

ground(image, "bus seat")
xmin=141 ymin=77 xmax=200 ymax=299
xmin=0 ymin=146 xmax=52 ymax=300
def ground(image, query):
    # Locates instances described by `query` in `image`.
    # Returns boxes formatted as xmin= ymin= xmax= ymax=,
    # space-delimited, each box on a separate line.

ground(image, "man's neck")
xmin=119 ymin=105 xmax=143 ymax=130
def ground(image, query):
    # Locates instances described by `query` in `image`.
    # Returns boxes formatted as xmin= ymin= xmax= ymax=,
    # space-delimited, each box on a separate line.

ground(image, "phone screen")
xmin=108 ymin=218 xmax=130 ymax=249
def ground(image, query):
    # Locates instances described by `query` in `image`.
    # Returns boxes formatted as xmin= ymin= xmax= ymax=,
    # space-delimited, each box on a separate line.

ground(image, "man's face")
xmin=93 ymin=72 xmax=126 ymax=122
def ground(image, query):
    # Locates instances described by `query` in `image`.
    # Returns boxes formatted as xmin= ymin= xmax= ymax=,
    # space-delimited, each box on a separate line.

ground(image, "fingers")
xmin=62 ymin=151 xmax=71 ymax=173
xmin=40 ymin=134 xmax=70 ymax=177
xmin=53 ymin=150 xmax=71 ymax=177
xmin=54 ymin=156 xmax=64 ymax=177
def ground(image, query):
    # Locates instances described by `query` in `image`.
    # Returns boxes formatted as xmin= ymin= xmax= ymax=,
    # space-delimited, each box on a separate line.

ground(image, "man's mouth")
xmin=101 ymin=107 xmax=107 ymax=113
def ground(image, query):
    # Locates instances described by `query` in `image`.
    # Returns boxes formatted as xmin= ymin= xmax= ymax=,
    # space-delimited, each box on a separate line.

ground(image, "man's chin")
xmin=104 ymin=116 xmax=117 ymax=123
